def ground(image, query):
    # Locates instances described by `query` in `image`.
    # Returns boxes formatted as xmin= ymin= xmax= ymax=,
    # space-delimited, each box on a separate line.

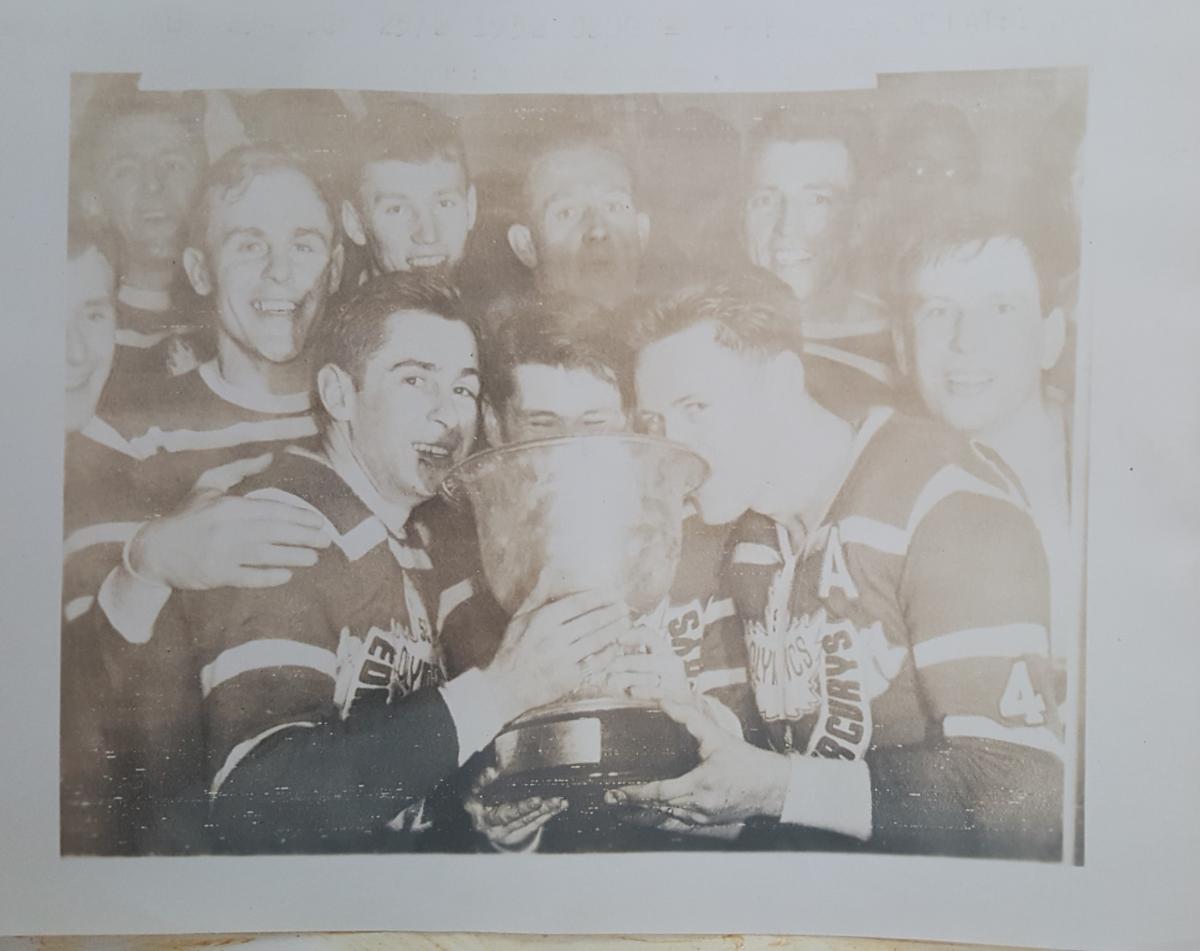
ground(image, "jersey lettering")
xmin=1000 ymin=660 xmax=1047 ymax=726
xmin=819 ymin=526 xmax=860 ymax=601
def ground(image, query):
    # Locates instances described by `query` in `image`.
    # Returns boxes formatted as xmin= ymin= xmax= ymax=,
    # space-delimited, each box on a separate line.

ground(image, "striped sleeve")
xmin=869 ymin=487 xmax=1063 ymax=858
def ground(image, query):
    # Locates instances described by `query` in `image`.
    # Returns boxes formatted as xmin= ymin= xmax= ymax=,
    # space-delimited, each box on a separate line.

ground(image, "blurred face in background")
xmin=743 ymin=139 xmax=854 ymax=304
xmin=186 ymin=166 xmax=342 ymax=367
xmin=84 ymin=113 xmax=202 ymax=274
xmin=905 ymin=237 xmax=1064 ymax=439
xmin=489 ymin=362 xmax=626 ymax=444
xmin=65 ymin=247 xmax=117 ymax=433
xmin=508 ymin=146 xmax=650 ymax=309
xmin=344 ymin=156 xmax=476 ymax=276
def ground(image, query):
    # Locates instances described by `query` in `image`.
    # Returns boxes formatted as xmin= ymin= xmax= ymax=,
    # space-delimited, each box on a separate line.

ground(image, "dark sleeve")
xmin=210 ymin=687 xmax=462 ymax=853
xmin=871 ymin=490 xmax=1064 ymax=860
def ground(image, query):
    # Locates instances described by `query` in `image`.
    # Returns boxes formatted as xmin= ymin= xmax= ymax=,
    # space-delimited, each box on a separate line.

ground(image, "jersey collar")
xmin=199 ymin=360 xmax=311 ymax=416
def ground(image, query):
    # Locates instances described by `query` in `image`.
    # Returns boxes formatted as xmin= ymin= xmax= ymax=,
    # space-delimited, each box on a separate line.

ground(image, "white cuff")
xmin=96 ymin=531 xmax=172 ymax=645
xmin=780 ymin=755 xmax=873 ymax=841
xmin=439 ymin=668 xmax=506 ymax=768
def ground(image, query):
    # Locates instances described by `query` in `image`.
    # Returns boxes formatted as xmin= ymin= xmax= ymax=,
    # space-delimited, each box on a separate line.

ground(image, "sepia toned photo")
xmin=60 ymin=68 xmax=1088 ymax=863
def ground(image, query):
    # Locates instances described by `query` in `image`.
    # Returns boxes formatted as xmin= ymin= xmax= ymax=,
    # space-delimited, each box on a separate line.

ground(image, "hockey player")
xmin=74 ymin=86 xmax=209 ymax=405
xmin=607 ymin=276 xmax=1064 ymax=860
xmin=439 ymin=296 xmax=748 ymax=851
xmin=507 ymin=137 xmax=651 ymax=310
xmin=890 ymin=206 xmax=1076 ymax=684
xmin=740 ymin=107 xmax=895 ymax=420
xmin=339 ymin=99 xmax=477 ymax=281
xmin=174 ymin=271 xmax=630 ymax=852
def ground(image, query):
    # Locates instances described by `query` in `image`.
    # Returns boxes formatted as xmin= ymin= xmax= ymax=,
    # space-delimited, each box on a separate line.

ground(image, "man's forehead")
xmin=513 ymin=362 xmax=620 ymax=400
xmin=211 ymin=168 xmax=332 ymax=234
xmin=375 ymin=309 xmax=478 ymax=364
xmin=530 ymin=146 xmax=633 ymax=205
xmin=97 ymin=112 xmax=192 ymax=157
xmin=752 ymin=138 xmax=852 ymax=189
xmin=916 ymin=237 xmax=1040 ymax=297
xmin=362 ymin=156 xmax=468 ymax=196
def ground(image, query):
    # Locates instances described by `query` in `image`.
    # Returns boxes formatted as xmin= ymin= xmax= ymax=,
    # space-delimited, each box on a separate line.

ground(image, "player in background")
xmin=506 ymin=136 xmax=651 ymax=310
xmin=435 ymin=296 xmax=748 ymax=851
xmin=175 ymin=271 xmax=630 ymax=852
xmin=890 ymin=205 xmax=1076 ymax=692
xmin=339 ymin=99 xmax=477 ymax=284
xmin=73 ymin=86 xmax=209 ymax=405
xmin=740 ymin=107 xmax=894 ymax=420
xmin=607 ymin=277 xmax=1063 ymax=860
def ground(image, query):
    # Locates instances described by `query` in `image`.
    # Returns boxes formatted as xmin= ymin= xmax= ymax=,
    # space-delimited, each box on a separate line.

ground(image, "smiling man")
xmin=171 ymin=272 xmax=627 ymax=853
xmin=340 ymin=100 xmax=476 ymax=280
xmin=892 ymin=206 xmax=1075 ymax=676
xmin=75 ymin=88 xmax=209 ymax=403
xmin=741 ymin=107 xmax=894 ymax=420
xmin=607 ymin=276 xmax=1063 ymax=860
xmin=507 ymin=136 xmax=650 ymax=310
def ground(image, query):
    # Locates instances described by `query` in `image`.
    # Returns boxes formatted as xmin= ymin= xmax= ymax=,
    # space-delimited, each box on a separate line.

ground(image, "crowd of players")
xmin=61 ymin=81 xmax=1082 ymax=858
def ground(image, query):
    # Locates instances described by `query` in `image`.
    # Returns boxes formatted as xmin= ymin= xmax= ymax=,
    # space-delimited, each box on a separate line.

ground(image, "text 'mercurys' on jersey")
xmin=728 ymin=407 xmax=1064 ymax=859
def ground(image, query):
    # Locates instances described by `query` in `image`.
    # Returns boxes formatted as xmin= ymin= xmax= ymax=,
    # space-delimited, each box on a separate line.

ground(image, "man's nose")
xmin=950 ymin=309 xmax=984 ymax=352
xmin=776 ymin=195 xmax=808 ymax=237
xmin=141 ymin=161 xmax=166 ymax=196
xmin=263 ymin=245 xmax=292 ymax=283
xmin=582 ymin=206 xmax=609 ymax=242
xmin=412 ymin=205 xmax=438 ymax=245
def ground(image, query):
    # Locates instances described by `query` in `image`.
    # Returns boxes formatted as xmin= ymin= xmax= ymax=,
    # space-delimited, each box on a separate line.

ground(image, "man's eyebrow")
xmin=670 ymin=394 xmax=699 ymax=408
xmin=391 ymin=359 xmax=436 ymax=371
xmin=294 ymin=227 xmax=330 ymax=241
xmin=457 ymin=368 xmax=480 ymax=380
xmin=222 ymin=226 xmax=266 ymax=241
xmin=82 ymin=298 xmax=112 ymax=308
xmin=372 ymin=192 xmax=413 ymax=205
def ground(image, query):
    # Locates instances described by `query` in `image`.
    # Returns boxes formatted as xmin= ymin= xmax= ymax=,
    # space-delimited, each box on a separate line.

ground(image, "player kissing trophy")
xmin=441 ymin=432 xmax=707 ymax=825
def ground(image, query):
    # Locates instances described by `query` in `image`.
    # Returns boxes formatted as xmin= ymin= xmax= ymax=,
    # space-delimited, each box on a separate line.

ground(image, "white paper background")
xmin=0 ymin=2 xmax=1197 ymax=948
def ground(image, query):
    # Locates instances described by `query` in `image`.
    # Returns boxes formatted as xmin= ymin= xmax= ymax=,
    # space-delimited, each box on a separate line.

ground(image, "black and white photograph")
xmin=59 ymin=68 xmax=1088 ymax=863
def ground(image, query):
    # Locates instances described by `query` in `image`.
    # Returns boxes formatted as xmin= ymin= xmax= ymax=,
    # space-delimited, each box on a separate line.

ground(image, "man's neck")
xmin=759 ymin=398 xmax=857 ymax=540
xmin=120 ymin=258 xmax=177 ymax=296
xmin=215 ymin=336 xmax=311 ymax=399
xmin=322 ymin=425 xmax=421 ymax=536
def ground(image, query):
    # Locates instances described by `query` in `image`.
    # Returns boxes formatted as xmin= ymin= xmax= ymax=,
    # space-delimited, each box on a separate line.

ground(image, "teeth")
xmin=414 ymin=442 xmax=451 ymax=458
xmin=253 ymin=299 xmax=297 ymax=315
xmin=408 ymin=256 xmax=447 ymax=268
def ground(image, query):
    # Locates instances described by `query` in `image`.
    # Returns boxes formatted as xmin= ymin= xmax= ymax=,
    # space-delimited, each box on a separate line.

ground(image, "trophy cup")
xmin=440 ymin=432 xmax=709 ymax=817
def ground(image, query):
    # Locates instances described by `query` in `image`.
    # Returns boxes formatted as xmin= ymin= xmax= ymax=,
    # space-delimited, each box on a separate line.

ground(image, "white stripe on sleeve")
xmin=200 ymin=638 xmax=339 ymax=698
xmin=209 ymin=720 xmax=317 ymax=796
xmin=63 ymin=521 xmax=142 ymax=559
xmin=912 ymin=623 xmax=1050 ymax=670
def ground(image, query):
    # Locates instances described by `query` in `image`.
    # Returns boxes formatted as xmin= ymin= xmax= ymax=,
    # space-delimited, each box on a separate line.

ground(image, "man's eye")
xmin=293 ymin=241 xmax=317 ymax=255
xmin=683 ymin=401 xmax=709 ymax=417
xmin=554 ymin=205 xmax=580 ymax=223
xmin=439 ymin=196 xmax=460 ymax=209
xmin=238 ymin=240 xmax=266 ymax=255
xmin=86 ymin=308 xmax=112 ymax=324
xmin=994 ymin=301 xmax=1017 ymax=316
xmin=453 ymin=384 xmax=479 ymax=400
xmin=748 ymin=192 xmax=776 ymax=210
xmin=384 ymin=204 xmax=411 ymax=217
xmin=402 ymin=375 xmax=426 ymax=388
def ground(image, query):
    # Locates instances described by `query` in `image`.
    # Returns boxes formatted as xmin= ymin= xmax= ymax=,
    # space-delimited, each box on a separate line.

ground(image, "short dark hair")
xmin=629 ymin=268 xmax=805 ymax=362
xmin=744 ymin=103 xmax=872 ymax=189
xmin=345 ymin=98 xmax=468 ymax=203
xmin=482 ymin=294 xmax=631 ymax=414
xmin=888 ymin=203 xmax=1062 ymax=318
xmin=189 ymin=145 xmax=336 ymax=254
xmin=311 ymin=271 xmax=478 ymax=424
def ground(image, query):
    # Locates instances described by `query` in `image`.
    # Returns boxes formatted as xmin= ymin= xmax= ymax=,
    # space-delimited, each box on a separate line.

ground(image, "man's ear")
xmin=328 ymin=242 xmax=346 ymax=294
xmin=507 ymin=223 xmax=538 ymax=270
xmin=182 ymin=247 xmax=212 ymax=297
xmin=636 ymin=211 xmax=651 ymax=252
xmin=340 ymin=200 xmax=368 ymax=248
xmin=317 ymin=363 xmax=356 ymax=424
xmin=482 ymin=401 xmax=504 ymax=447
xmin=466 ymin=184 xmax=478 ymax=234
xmin=1041 ymin=306 xmax=1067 ymax=372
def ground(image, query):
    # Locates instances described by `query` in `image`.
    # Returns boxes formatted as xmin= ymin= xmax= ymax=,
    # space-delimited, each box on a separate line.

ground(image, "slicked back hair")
xmin=744 ymin=103 xmax=872 ymax=191
xmin=188 ymin=145 xmax=337 ymax=256
xmin=311 ymin=271 xmax=478 ymax=428
xmin=628 ymin=268 xmax=805 ymax=363
xmin=482 ymin=294 xmax=631 ymax=414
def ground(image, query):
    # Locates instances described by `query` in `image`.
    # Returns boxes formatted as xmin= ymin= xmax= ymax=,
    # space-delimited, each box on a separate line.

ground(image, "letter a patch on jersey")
xmin=819 ymin=526 xmax=860 ymax=601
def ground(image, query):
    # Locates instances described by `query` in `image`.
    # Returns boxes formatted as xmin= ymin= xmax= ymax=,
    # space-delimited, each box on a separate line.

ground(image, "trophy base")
xmin=482 ymin=698 xmax=700 ymax=806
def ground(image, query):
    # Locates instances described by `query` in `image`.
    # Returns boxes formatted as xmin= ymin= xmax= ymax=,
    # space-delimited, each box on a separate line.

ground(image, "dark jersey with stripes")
xmin=177 ymin=448 xmax=460 ymax=852
xmin=728 ymin=407 xmax=1064 ymax=858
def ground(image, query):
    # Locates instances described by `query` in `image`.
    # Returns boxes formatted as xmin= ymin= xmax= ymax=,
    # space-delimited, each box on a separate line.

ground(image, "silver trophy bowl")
xmin=440 ymin=433 xmax=709 ymax=814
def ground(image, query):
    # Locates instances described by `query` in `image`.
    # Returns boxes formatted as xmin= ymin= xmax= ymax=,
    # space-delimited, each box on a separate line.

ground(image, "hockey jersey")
xmin=728 ymin=407 xmax=1064 ymax=859
xmin=178 ymin=447 xmax=463 ymax=853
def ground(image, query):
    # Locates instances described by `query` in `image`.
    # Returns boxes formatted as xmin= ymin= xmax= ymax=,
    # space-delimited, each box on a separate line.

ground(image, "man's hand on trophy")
xmin=603 ymin=693 xmax=791 ymax=829
xmin=482 ymin=587 xmax=636 ymax=725
xmin=465 ymin=766 xmax=567 ymax=852
xmin=591 ymin=648 xmax=689 ymax=699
